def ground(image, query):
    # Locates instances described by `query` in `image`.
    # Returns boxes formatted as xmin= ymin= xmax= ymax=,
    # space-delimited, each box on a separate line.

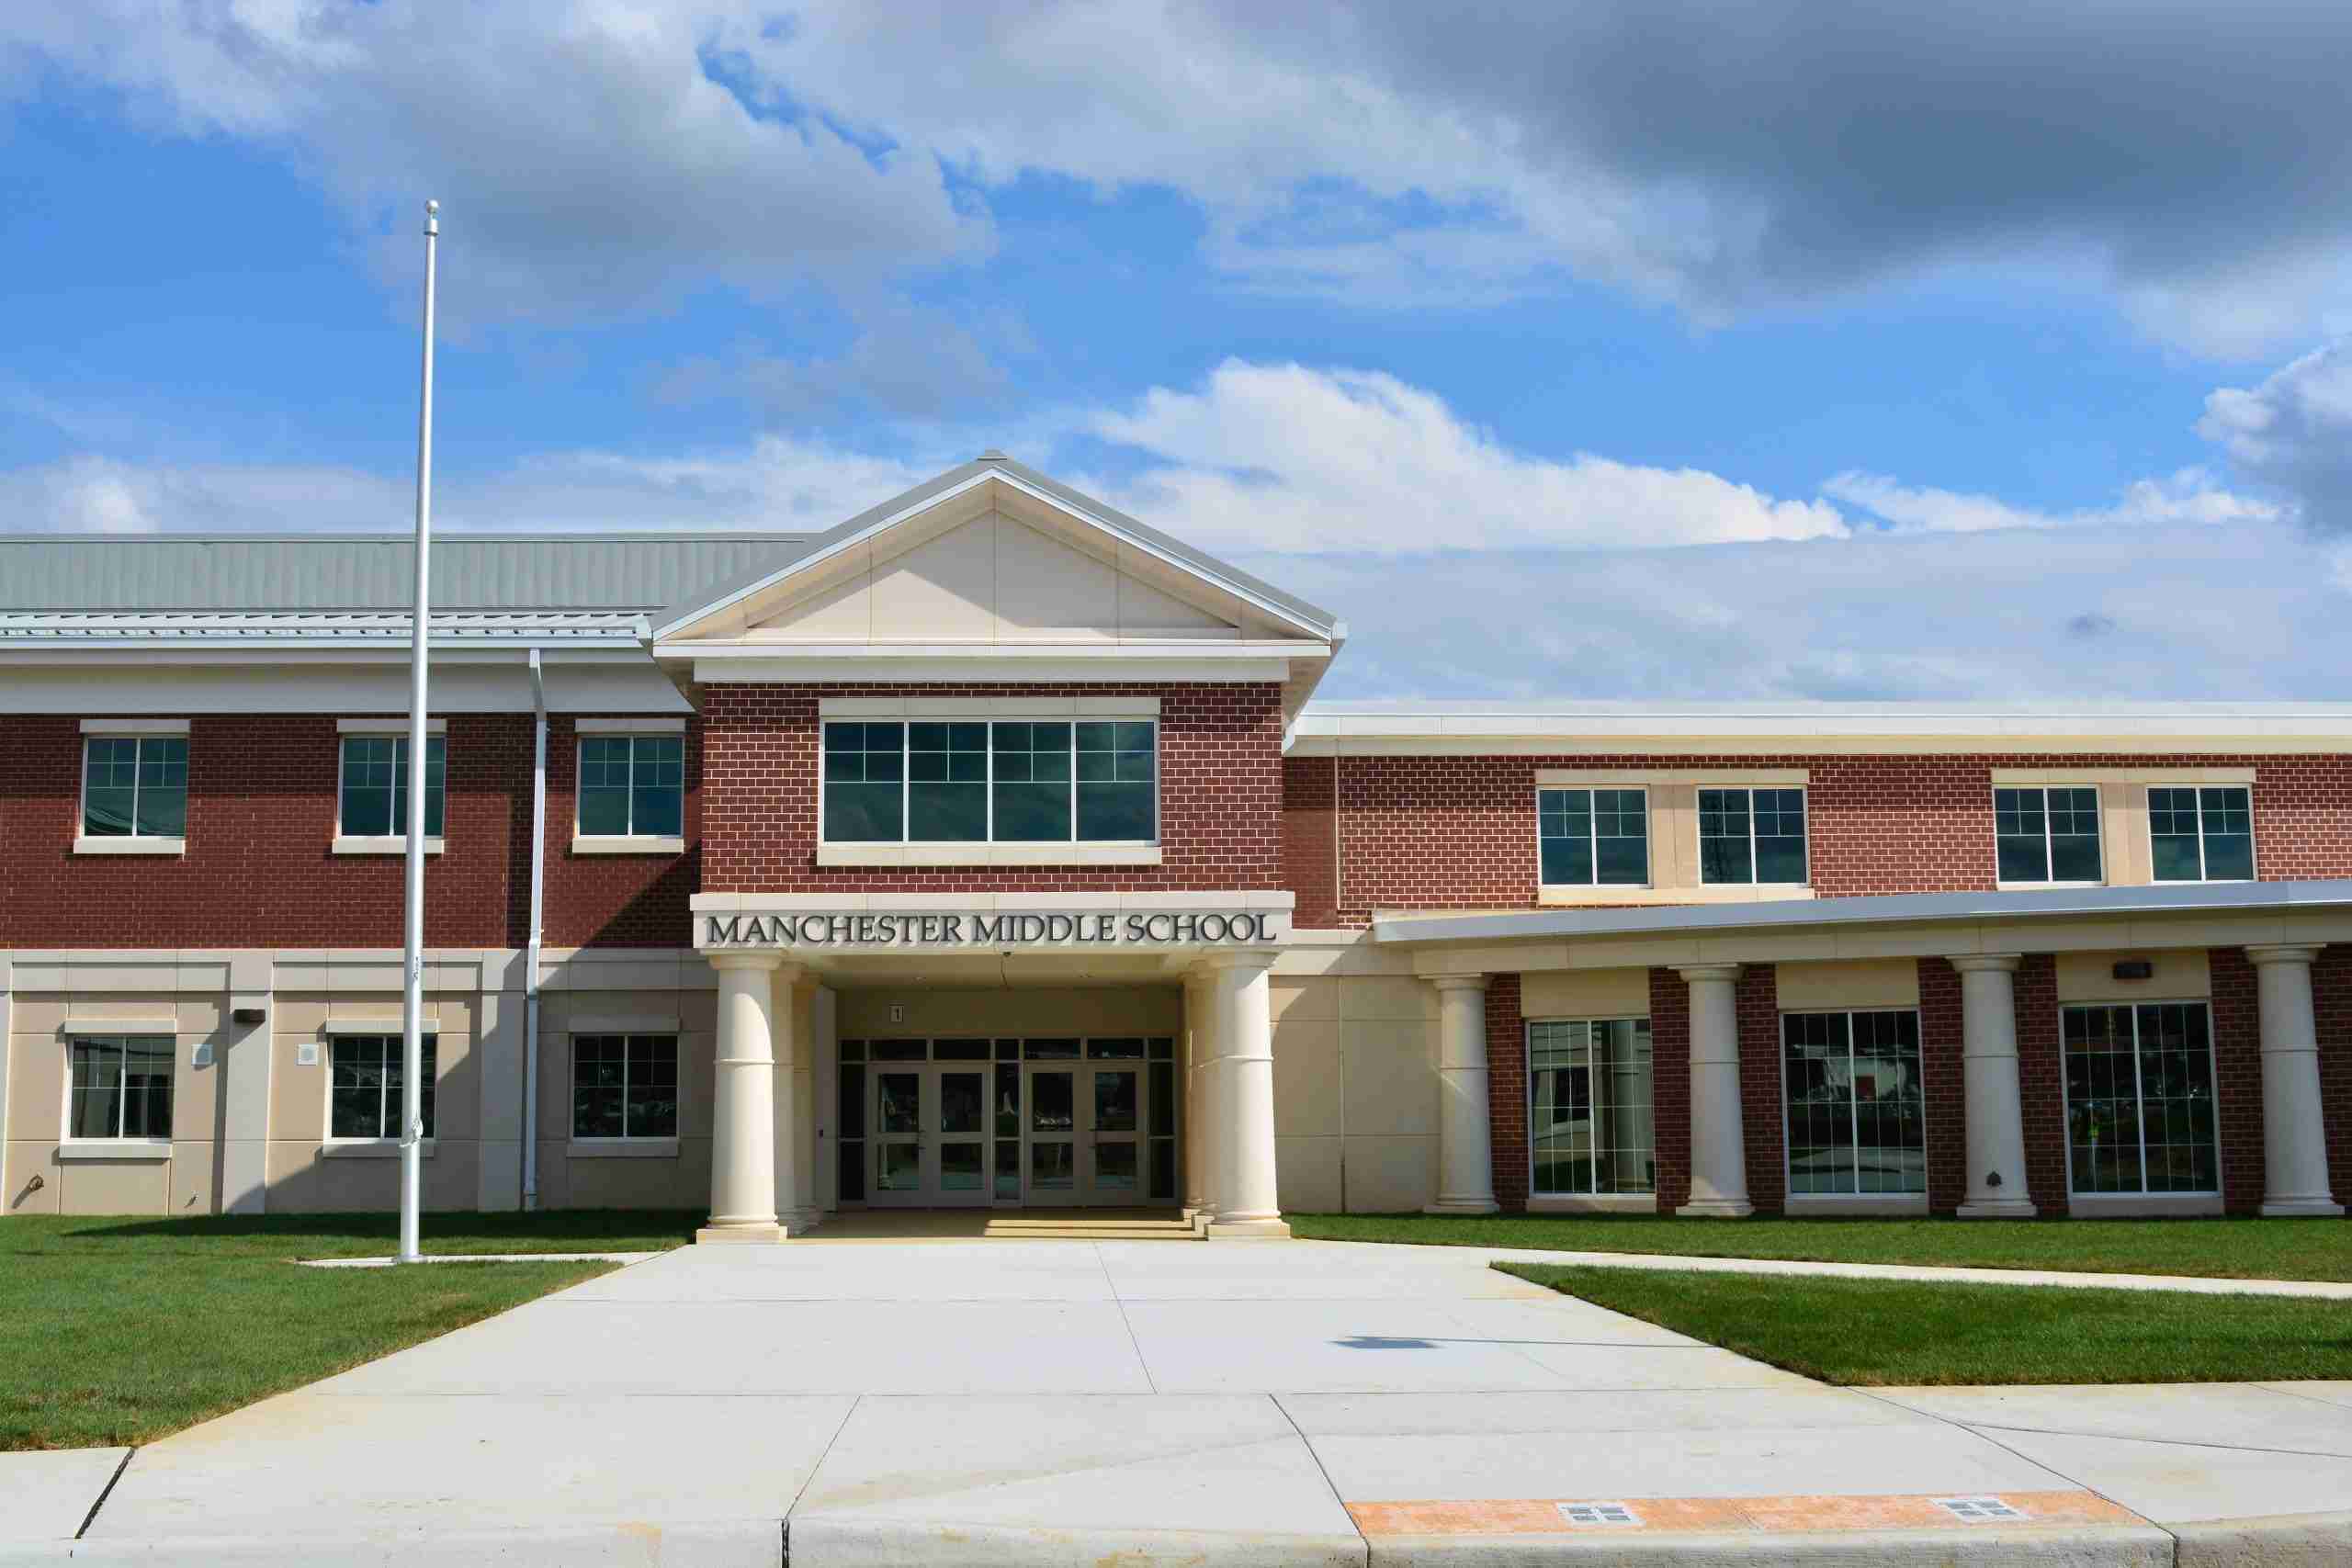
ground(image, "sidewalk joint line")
xmin=76 ymin=1446 xmax=136 ymax=1540
xmin=1956 ymin=1419 xmax=2352 ymax=1462
xmin=1850 ymin=1387 xmax=2165 ymax=1540
xmin=1272 ymin=1393 xmax=1368 ymax=1565
xmin=784 ymin=1393 xmax=863 ymax=1535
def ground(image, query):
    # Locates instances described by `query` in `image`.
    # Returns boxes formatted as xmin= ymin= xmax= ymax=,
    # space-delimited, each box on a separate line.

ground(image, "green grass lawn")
xmin=1499 ymin=1260 xmax=2352 ymax=1384
xmin=0 ymin=1211 xmax=699 ymax=1450
xmin=1291 ymin=1211 xmax=2352 ymax=1281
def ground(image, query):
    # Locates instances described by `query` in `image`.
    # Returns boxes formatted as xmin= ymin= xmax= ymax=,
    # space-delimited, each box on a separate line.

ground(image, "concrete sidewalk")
xmin=8 ymin=1239 xmax=2349 ymax=1565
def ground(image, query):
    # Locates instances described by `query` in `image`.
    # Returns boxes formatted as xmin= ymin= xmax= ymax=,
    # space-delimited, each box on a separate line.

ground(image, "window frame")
xmin=1525 ymin=1015 xmax=1656 ymax=1198
xmin=2058 ymin=999 xmax=2222 ymax=1198
xmin=818 ymin=716 xmax=1160 ymax=849
xmin=78 ymin=732 xmax=188 ymax=843
xmin=334 ymin=729 xmax=447 ymax=847
xmin=65 ymin=1034 xmax=175 ymax=1142
xmin=1779 ymin=1008 xmax=1927 ymax=1199
xmin=570 ymin=1032 xmax=681 ymax=1143
xmin=2147 ymin=784 xmax=2257 ymax=885
xmin=1533 ymin=785 xmax=1652 ymax=889
xmin=325 ymin=1032 xmax=439 ymax=1145
xmin=1992 ymin=783 xmax=2105 ymax=887
xmin=574 ymin=731 xmax=686 ymax=840
xmin=1696 ymin=785 xmax=1810 ymax=886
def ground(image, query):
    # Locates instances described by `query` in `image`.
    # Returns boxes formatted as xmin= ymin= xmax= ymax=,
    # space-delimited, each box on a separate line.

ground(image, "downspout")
xmin=523 ymin=648 xmax=548 ymax=1211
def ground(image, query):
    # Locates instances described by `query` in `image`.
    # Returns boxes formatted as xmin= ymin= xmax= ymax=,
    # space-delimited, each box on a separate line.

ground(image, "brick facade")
xmin=1735 ymin=965 xmax=1785 ymax=1213
xmin=1284 ymin=750 xmax=2352 ymax=927
xmin=703 ymin=682 xmax=1284 ymax=893
xmin=2014 ymin=953 xmax=2071 ymax=1215
xmin=1915 ymin=957 xmax=1968 ymax=1214
xmin=2317 ymin=946 xmax=2352 ymax=1210
xmin=2209 ymin=947 xmax=2267 ymax=1215
xmin=1483 ymin=972 xmax=1527 ymax=1212
xmin=1648 ymin=966 xmax=1692 ymax=1212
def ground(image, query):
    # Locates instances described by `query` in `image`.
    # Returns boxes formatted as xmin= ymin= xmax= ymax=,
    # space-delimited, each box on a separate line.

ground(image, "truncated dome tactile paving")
xmin=1348 ymin=1488 xmax=2154 ymax=1540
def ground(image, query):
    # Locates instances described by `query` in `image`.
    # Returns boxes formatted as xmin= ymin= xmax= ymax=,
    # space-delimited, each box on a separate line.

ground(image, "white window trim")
xmin=819 ymin=716 xmax=1161 ymax=854
xmin=1993 ymin=783 xmax=2106 ymax=890
xmin=1695 ymin=784 xmax=1811 ymax=887
xmin=61 ymin=1032 xmax=175 ymax=1144
xmin=1525 ymin=1015 xmax=1657 ymax=1201
xmin=820 ymin=696 xmax=1160 ymax=718
xmin=1533 ymin=785 xmax=1653 ymax=891
xmin=77 ymin=730 xmax=188 ymax=851
xmin=2146 ymin=783 xmax=2259 ymax=886
xmin=1779 ymin=1008 xmax=1928 ymax=1201
xmin=570 ymin=1032 xmax=682 ymax=1145
xmin=571 ymin=732 xmax=687 ymax=849
xmin=334 ymin=730 xmax=447 ymax=852
xmin=2057 ymin=998 xmax=2223 ymax=1200
xmin=322 ymin=1031 xmax=439 ymax=1146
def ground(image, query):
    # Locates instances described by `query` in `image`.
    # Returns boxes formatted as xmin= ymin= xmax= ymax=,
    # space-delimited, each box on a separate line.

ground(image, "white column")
xmin=1424 ymin=975 xmax=1498 ymax=1214
xmin=1203 ymin=951 xmax=1287 ymax=1237
xmin=700 ymin=953 xmax=786 ymax=1243
xmin=2248 ymin=945 xmax=2345 ymax=1217
xmin=776 ymin=975 xmax=820 ymax=1234
xmin=1182 ymin=971 xmax=1214 ymax=1220
xmin=1951 ymin=954 xmax=2035 ymax=1218
xmin=1676 ymin=964 xmax=1752 ymax=1217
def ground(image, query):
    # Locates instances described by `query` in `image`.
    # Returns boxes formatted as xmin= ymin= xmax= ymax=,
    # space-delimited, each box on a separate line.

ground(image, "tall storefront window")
xmin=1782 ymin=1010 xmax=1926 ymax=1195
xmin=2063 ymin=1002 xmax=2220 ymax=1194
xmin=1528 ymin=1018 xmax=1654 ymax=1195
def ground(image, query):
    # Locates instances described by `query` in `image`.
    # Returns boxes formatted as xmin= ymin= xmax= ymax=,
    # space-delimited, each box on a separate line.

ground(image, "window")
xmin=82 ymin=736 xmax=187 ymax=839
xmin=1782 ymin=1010 xmax=1925 ymax=1196
xmin=1538 ymin=788 xmax=1648 ymax=886
xmin=578 ymin=735 xmax=684 ymax=838
xmin=820 ymin=719 xmax=1159 ymax=844
xmin=2063 ymin=1002 xmax=2219 ymax=1195
xmin=1529 ymin=1018 xmax=1654 ymax=1195
xmin=1995 ymin=785 xmax=2102 ymax=883
xmin=69 ymin=1036 xmax=174 ymax=1140
xmin=571 ymin=1035 xmax=679 ymax=1140
xmin=2150 ymin=786 xmax=2254 ymax=882
xmin=338 ymin=735 xmax=445 ymax=838
xmin=329 ymin=1034 xmax=437 ymax=1141
xmin=1698 ymin=787 xmax=1806 ymax=884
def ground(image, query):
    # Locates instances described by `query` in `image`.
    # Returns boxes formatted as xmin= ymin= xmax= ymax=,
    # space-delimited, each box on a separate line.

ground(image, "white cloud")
xmin=1823 ymin=468 xmax=2281 ymax=534
xmin=2198 ymin=342 xmax=2352 ymax=531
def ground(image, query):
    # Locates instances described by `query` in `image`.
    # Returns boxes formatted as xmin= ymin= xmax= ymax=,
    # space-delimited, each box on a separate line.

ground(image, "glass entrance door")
xmin=933 ymin=1067 xmax=989 ymax=1207
xmin=1089 ymin=1065 xmax=1143 ymax=1201
xmin=868 ymin=1063 xmax=991 ymax=1207
xmin=870 ymin=1067 xmax=925 ymax=1207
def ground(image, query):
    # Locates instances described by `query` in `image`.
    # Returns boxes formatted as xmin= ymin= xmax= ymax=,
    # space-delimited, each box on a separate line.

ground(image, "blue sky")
xmin=6 ymin=4 xmax=2352 ymax=700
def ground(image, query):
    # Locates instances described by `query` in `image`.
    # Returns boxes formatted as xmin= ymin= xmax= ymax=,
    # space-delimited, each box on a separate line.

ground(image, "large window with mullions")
xmin=2063 ymin=1002 xmax=2220 ymax=1195
xmin=1782 ymin=1010 xmax=1926 ymax=1196
xmin=821 ymin=719 xmax=1157 ymax=844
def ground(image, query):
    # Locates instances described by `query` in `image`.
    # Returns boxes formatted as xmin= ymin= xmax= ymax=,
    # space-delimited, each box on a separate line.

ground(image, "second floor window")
xmin=1996 ymin=785 xmax=2101 ymax=883
xmin=1699 ymin=787 xmax=1807 ymax=884
xmin=83 ymin=735 xmax=187 ymax=839
xmin=339 ymin=735 xmax=445 ymax=838
xmin=579 ymin=735 xmax=684 ymax=838
xmin=822 ymin=719 xmax=1158 ymax=844
xmin=2150 ymin=786 xmax=2254 ymax=882
xmin=331 ymin=1034 xmax=437 ymax=1141
xmin=1538 ymin=787 xmax=1648 ymax=886
xmin=70 ymin=1035 xmax=174 ymax=1140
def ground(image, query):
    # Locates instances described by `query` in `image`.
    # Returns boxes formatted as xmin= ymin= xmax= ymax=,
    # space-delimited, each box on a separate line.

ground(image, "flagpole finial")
xmin=424 ymin=198 xmax=439 ymax=234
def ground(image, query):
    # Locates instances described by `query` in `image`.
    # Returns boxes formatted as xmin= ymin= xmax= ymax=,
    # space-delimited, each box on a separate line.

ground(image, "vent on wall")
xmin=2111 ymin=960 xmax=2154 ymax=981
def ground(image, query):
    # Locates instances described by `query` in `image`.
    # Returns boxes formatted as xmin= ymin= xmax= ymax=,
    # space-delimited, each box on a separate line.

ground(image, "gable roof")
xmin=649 ymin=453 xmax=1342 ymax=643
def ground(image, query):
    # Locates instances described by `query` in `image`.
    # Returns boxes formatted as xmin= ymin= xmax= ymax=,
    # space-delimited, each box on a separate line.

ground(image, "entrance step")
xmin=795 ymin=1207 xmax=1201 ymax=1243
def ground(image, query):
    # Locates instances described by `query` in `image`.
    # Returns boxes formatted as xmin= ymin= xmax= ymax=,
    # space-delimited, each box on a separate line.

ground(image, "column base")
xmin=695 ymin=1223 xmax=786 ymax=1245
xmin=1675 ymin=1199 xmax=1755 ymax=1218
xmin=1204 ymin=1216 xmax=1292 ymax=1239
xmin=2260 ymin=1198 xmax=2347 ymax=1218
xmin=1957 ymin=1198 xmax=2040 ymax=1219
xmin=779 ymin=1206 xmax=824 ymax=1234
xmin=1423 ymin=1199 xmax=1500 ymax=1216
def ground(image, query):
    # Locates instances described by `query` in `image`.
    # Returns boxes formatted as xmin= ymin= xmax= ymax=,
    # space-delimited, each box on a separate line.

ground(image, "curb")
xmin=784 ymin=1517 xmax=1367 ymax=1566
xmin=1363 ymin=1522 xmax=2172 ymax=1564
xmin=2169 ymin=1509 xmax=2352 ymax=1567
xmin=0 ymin=1520 xmax=781 ymax=1566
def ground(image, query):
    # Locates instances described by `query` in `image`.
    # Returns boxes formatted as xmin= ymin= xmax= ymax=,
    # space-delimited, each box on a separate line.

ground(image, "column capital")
xmin=1674 ymin=964 xmax=1742 ymax=984
xmin=2246 ymin=943 xmax=2324 ymax=968
xmin=707 ymin=950 xmax=784 ymax=975
xmin=1425 ymin=973 xmax=1490 ymax=993
xmin=1191 ymin=949 xmax=1279 ymax=977
xmin=1948 ymin=953 xmax=2024 ymax=974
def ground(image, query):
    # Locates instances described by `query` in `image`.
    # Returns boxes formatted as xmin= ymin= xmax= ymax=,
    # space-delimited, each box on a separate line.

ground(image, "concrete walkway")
xmin=7 ymin=1238 xmax=2348 ymax=1564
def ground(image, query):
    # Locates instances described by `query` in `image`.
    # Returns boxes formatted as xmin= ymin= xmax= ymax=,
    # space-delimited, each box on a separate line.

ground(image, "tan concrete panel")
xmin=1115 ymin=568 xmax=1227 ymax=633
xmin=1339 ymin=976 xmax=1439 ymax=1023
xmin=993 ymin=513 xmax=1121 ymax=637
xmin=834 ymin=986 xmax=1179 ymax=1038
xmin=8 ymin=997 xmax=68 ymax=1035
xmin=566 ymin=1145 xmax=709 ymax=1209
xmin=175 ymin=995 xmax=226 ymax=1035
xmin=1271 ymin=1020 xmax=1341 ymax=1137
xmin=676 ymin=1032 xmax=716 ymax=1140
xmin=270 ymin=1040 xmax=329 ymax=1144
xmin=1650 ymin=783 xmax=1696 ymax=890
xmin=1776 ymin=958 xmax=1922 ymax=1012
xmin=61 ymin=1157 xmax=171 ymax=1215
xmin=531 ymin=1139 xmax=571 ymax=1209
xmin=428 ymin=1033 xmax=480 ymax=1142
xmin=170 ymin=1047 xmax=219 ymax=1143
xmin=62 ymin=993 xmax=185 ymax=1020
xmin=1341 ymin=1134 xmax=1435 ymax=1212
xmin=1269 ymin=977 xmax=1340 ymax=1024
xmin=4 ymin=1142 xmax=62 ymax=1214
xmin=2055 ymin=948 xmax=2211 ymax=1003
xmin=271 ymin=996 xmax=333 ymax=1037
xmin=1340 ymin=1021 xmax=1436 ymax=1137
xmin=1276 ymin=1135 xmax=1341 ymax=1213
xmin=1521 ymin=967 xmax=1649 ymax=1021
xmin=478 ymin=1138 xmax=523 ymax=1213
xmin=169 ymin=1141 xmax=215 ymax=1215
xmin=868 ymin=515 xmax=999 ymax=638
xmin=6 ymin=1037 xmax=65 ymax=1142
xmin=749 ymin=560 xmax=874 ymax=638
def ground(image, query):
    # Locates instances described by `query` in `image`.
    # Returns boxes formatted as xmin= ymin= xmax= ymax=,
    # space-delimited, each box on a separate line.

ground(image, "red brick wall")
xmin=701 ymin=682 xmax=1284 ymax=892
xmin=1484 ymin=973 xmax=1527 ymax=1212
xmin=539 ymin=716 xmax=702 ymax=947
xmin=1300 ymin=751 xmax=2352 ymax=924
xmin=1648 ymin=967 xmax=1691 ymax=1211
xmin=1736 ymin=965 xmax=1785 ymax=1213
xmin=1916 ymin=958 xmax=1968 ymax=1214
xmin=2015 ymin=953 xmax=2071 ymax=1215
xmin=1281 ymin=756 xmax=1340 ymax=927
xmin=2209 ymin=948 xmax=2267 ymax=1214
xmin=2316 ymin=947 xmax=2352 ymax=1210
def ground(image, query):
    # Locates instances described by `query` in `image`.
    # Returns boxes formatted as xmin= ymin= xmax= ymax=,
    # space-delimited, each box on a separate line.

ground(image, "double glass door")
xmin=1023 ymin=1060 xmax=1143 ymax=1205
xmin=870 ymin=1063 xmax=991 ymax=1207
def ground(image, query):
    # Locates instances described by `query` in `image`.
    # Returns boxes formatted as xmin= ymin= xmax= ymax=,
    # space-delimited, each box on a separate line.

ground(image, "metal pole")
xmin=400 ymin=198 xmax=439 ymax=1264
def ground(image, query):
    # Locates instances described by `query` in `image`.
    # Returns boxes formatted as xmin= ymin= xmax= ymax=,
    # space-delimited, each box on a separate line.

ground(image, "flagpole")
xmin=400 ymin=198 xmax=438 ymax=1265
